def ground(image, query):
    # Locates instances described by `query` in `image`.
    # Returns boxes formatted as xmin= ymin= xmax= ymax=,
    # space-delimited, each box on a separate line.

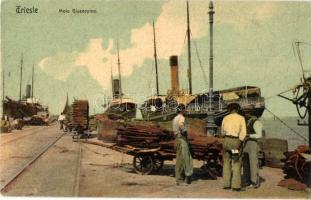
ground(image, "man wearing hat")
xmin=242 ymin=113 xmax=263 ymax=188
xmin=173 ymin=104 xmax=193 ymax=185
xmin=222 ymin=103 xmax=247 ymax=191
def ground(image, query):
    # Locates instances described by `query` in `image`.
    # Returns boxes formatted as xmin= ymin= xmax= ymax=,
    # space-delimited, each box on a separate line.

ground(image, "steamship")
xmin=140 ymin=1 xmax=265 ymax=123
xmin=105 ymin=43 xmax=137 ymax=120
xmin=3 ymin=90 xmax=48 ymax=119
xmin=3 ymin=56 xmax=48 ymax=119
xmin=140 ymin=55 xmax=265 ymax=123
xmin=105 ymin=77 xmax=137 ymax=119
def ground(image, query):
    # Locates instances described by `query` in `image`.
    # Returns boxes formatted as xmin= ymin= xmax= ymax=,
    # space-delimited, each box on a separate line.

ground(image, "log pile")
xmin=116 ymin=124 xmax=223 ymax=162
xmin=116 ymin=125 xmax=175 ymax=148
xmin=71 ymin=100 xmax=89 ymax=130
xmin=280 ymin=145 xmax=311 ymax=187
xmin=97 ymin=114 xmax=122 ymax=142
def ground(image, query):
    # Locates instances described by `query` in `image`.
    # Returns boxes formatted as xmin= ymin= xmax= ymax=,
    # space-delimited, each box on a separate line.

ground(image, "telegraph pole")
xmin=205 ymin=1 xmax=218 ymax=136
xmin=187 ymin=1 xmax=192 ymax=95
xmin=153 ymin=21 xmax=159 ymax=96
xmin=208 ymin=1 xmax=214 ymax=101
xmin=19 ymin=53 xmax=23 ymax=102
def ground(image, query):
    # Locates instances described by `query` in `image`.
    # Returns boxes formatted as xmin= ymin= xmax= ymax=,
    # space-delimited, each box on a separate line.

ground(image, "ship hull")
xmin=106 ymin=102 xmax=137 ymax=120
xmin=140 ymin=86 xmax=265 ymax=124
xmin=3 ymin=99 xmax=46 ymax=118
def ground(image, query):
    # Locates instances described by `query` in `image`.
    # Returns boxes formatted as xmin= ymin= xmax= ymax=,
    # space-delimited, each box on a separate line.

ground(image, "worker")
xmin=58 ymin=112 xmax=65 ymax=130
xmin=1 ymin=116 xmax=11 ymax=133
xmin=173 ymin=104 xmax=193 ymax=185
xmin=222 ymin=103 xmax=247 ymax=191
xmin=242 ymin=114 xmax=262 ymax=189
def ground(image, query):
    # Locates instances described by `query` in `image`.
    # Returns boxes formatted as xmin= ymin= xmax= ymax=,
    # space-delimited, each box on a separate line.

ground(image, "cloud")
xmin=38 ymin=52 xmax=79 ymax=80
xmin=38 ymin=1 xmax=278 ymax=89
xmin=75 ymin=38 xmax=114 ymax=87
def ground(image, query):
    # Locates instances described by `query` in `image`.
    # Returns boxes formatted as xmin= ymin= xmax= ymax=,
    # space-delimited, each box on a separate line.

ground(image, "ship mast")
xmin=2 ymin=58 xmax=4 ymax=117
xmin=187 ymin=0 xmax=192 ymax=95
xmin=110 ymin=64 xmax=114 ymax=98
xmin=31 ymin=64 xmax=34 ymax=98
xmin=117 ymin=41 xmax=122 ymax=102
xmin=2 ymin=61 xmax=4 ymax=102
xmin=19 ymin=53 xmax=23 ymax=102
xmin=153 ymin=21 xmax=159 ymax=96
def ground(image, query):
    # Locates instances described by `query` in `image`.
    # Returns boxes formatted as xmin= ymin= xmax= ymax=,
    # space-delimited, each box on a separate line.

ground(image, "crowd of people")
xmin=173 ymin=103 xmax=262 ymax=191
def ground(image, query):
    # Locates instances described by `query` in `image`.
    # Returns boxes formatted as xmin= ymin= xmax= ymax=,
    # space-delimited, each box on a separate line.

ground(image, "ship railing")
xmin=186 ymin=101 xmax=226 ymax=114
xmin=231 ymin=97 xmax=265 ymax=108
xmin=185 ymin=97 xmax=265 ymax=114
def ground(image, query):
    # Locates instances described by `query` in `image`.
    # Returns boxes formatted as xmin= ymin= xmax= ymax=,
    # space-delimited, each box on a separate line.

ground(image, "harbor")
xmin=1 ymin=0 xmax=311 ymax=198
xmin=0 ymin=120 xmax=309 ymax=198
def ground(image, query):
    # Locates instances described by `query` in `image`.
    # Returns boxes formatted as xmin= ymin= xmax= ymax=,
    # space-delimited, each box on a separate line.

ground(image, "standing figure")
xmin=1 ymin=116 xmax=11 ymax=133
xmin=243 ymin=114 xmax=262 ymax=188
xmin=58 ymin=112 xmax=65 ymax=130
xmin=222 ymin=103 xmax=247 ymax=191
xmin=173 ymin=105 xmax=193 ymax=185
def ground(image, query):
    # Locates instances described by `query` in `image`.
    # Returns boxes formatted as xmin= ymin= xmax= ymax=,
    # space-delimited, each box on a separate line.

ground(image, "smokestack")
xmin=112 ymin=79 xmax=120 ymax=98
xmin=26 ymin=84 xmax=31 ymax=98
xmin=170 ymin=55 xmax=179 ymax=93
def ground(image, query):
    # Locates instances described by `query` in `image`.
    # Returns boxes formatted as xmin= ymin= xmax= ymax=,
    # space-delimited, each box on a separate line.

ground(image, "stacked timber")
xmin=280 ymin=145 xmax=311 ymax=187
xmin=71 ymin=100 xmax=89 ymax=130
xmin=88 ymin=114 xmax=98 ymax=131
xmin=116 ymin=124 xmax=223 ymax=161
xmin=189 ymin=135 xmax=223 ymax=160
xmin=116 ymin=125 xmax=174 ymax=148
xmin=97 ymin=114 xmax=122 ymax=142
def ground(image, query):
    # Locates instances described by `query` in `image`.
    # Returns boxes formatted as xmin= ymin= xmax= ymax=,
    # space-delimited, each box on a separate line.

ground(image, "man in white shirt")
xmin=173 ymin=105 xmax=193 ymax=185
xmin=243 ymin=114 xmax=263 ymax=188
xmin=222 ymin=103 xmax=247 ymax=191
xmin=58 ymin=112 xmax=65 ymax=130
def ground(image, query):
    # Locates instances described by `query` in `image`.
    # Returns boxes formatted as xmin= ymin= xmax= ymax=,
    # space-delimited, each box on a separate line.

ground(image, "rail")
xmin=0 ymin=132 xmax=66 ymax=192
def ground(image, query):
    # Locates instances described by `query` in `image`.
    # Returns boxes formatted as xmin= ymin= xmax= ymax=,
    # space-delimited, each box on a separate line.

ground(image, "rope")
xmin=264 ymin=107 xmax=308 ymax=142
xmin=265 ymin=88 xmax=296 ymax=100
xmin=191 ymin=33 xmax=208 ymax=86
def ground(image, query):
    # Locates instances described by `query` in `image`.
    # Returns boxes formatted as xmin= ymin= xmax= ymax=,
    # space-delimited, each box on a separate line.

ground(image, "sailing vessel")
xmin=3 ymin=55 xmax=48 ymax=119
xmin=140 ymin=1 xmax=265 ymax=123
xmin=105 ymin=42 xmax=137 ymax=120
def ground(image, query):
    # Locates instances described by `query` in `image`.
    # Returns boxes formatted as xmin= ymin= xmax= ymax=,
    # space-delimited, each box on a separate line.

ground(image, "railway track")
xmin=0 ymin=131 xmax=66 ymax=192
xmin=72 ymin=141 xmax=82 ymax=197
xmin=0 ymin=126 xmax=51 ymax=146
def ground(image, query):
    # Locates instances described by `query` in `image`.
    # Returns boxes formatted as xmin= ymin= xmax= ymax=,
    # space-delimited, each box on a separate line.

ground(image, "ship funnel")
xmin=26 ymin=84 xmax=31 ymax=98
xmin=170 ymin=55 xmax=179 ymax=93
xmin=112 ymin=79 xmax=120 ymax=98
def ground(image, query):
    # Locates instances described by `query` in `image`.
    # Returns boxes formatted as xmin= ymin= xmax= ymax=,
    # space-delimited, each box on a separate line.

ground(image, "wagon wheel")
xmin=152 ymin=155 xmax=164 ymax=172
xmin=133 ymin=154 xmax=154 ymax=175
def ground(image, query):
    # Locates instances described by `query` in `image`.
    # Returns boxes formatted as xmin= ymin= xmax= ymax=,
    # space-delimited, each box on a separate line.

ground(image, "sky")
xmin=1 ymin=0 xmax=311 ymax=118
